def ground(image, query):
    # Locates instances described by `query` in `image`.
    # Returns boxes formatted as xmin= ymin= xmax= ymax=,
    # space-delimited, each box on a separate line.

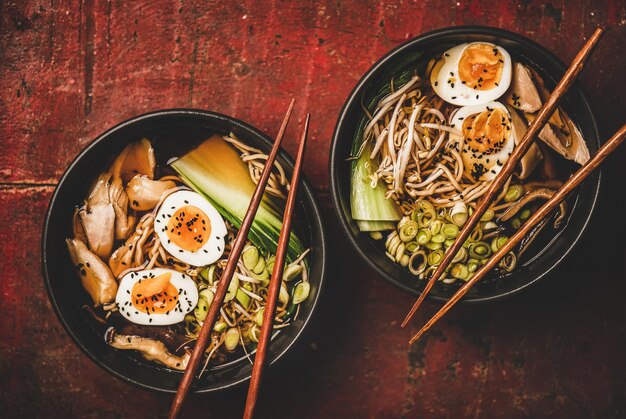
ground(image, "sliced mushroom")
xmin=125 ymin=175 xmax=176 ymax=211
xmin=108 ymin=214 xmax=154 ymax=277
xmin=79 ymin=173 xmax=115 ymax=259
xmin=558 ymin=110 xmax=590 ymax=165
xmin=105 ymin=328 xmax=190 ymax=370
xmin=66 ymin=238 xmax=118 ymax=306
xmin=109 ymin=176 xmax=135 ymax=240
xmin=508 ymin=105 xmax=543 ymax=179
xmin=523 ymin=69 xmax=590 ymax=165
xmin=499 ymin=187 xmax=555 ymax=222
xmin=505 ymin=62 xmax=542 ymax=113
xmin=110 ymin=138 xmax=156 ymax=183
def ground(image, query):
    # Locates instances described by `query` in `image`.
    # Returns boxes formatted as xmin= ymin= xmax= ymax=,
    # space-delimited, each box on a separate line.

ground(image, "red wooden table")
xmin=2 ymin=1 xmax=626 ymax=417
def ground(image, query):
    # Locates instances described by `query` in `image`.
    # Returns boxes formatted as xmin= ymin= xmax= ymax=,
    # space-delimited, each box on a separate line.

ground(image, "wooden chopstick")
xmin=400 ymin=27 xmax=604 ymax=328
xmin=243 ymin=114 xmax=310 ymax=419
xmin=409 ymin=123 xmax=626 ymax=345
xmin=168 ymin=99 xmax=295 ymax=419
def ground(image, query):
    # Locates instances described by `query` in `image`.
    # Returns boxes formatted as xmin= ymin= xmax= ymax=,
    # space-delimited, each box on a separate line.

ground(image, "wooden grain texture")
xmin=1 ymin=1 xmax=625 ymax=418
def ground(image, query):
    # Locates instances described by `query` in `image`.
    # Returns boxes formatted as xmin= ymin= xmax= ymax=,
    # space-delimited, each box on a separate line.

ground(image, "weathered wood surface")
xmin=1 ymin=1 xmax=625 ymax=417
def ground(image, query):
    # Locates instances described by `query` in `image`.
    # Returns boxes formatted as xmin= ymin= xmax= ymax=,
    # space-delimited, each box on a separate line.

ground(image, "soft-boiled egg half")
xmin=431 ymin=42 xmax=512 ymax=106
xmin=449 ymin=101 xmax=515 ymax=181
xmin=154 ymin=190 xmax=227 ymax=266
xmin=115 ymin=268 xmax=198 ymax=325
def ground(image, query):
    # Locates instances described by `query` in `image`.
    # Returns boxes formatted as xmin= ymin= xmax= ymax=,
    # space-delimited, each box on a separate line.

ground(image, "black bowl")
xmin=330 ymin=26 xmax=600 ymax=302
xmin=42 ymin=109 xmax=327 ymax=392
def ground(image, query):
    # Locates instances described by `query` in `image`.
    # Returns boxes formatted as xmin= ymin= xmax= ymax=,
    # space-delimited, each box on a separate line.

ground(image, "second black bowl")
xmin=330 ymin=26 xmax=600 ymax=302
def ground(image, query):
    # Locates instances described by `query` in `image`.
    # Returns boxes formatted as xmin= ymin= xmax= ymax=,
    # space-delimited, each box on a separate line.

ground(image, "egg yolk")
xmin=166 ymin=205 xmax=211 ymax=252
xmin=458 ymin=43 xmax=504 ymax=90
xmin=131 ymin=272 xmax=179 ymax=314
xmin=462 ymin=108 xmax=511 ymax=154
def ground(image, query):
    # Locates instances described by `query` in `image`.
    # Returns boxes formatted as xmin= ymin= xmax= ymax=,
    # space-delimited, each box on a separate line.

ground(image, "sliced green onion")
xmin=442 ymin=223 xmax=459 ymax=239
xmin=411 ymin=200 xmax=437 ymax=227
xmin=425 ymin=241 xmax=442 ymax=251
xmin=450 ymin=202 xmax=468 ymax=226
xmin=224 ymin=328 xmax=240 ymax=351
xmin=519 ymin=208 xmax=531 ymax=220
xmin=469 ymin=241 xmax=492 ymax=259
xmin=428 ymin=249 xmax=444 ymax=266
xmin=254 ymin=308 xmax=265 ymax=326
xmin=214 ymin=321 xmax=227 ymax=333
xmin=452 ymin=247 xmax=467 ymax=263
xmin=499 ymin=252 xmax=517 ymax=272
xmin=451 ymin=263 xmax=469 ymax=280
xmin=481 ymin=209 xmax=495 ymax=222
xmin=469 ymin=227 xmax=483 ymax=242
xmin=429 ymin=220 xmax=443 ymax=236
xmin=200 ymin=264 xmax=216 ymax=285
xmin=242 ymin=245 xmax=260 ymax=271
xmin=431 ymin=233 xmax=446 ymax=244
xmin=416 ymin=229 xmax=432 ymax=245
xmin=483 ymin=221 xmax=499 ymax=231
xmin=504 ymin=184 xmax=524 ymax=202
xmin=293 ymin=282 xmax=310 ymax=304
xmin=511 ymin=218 xmax=522 ymax=229
xmin=194 ymin=297 xmax=210 ymax=321
xmin=199 ymin=288 xmax=214 ymax=306
xmin=408 ymin=250 xmax=428 ymax=275
xmin=467 ymin=259 xmax=480 ymax=272
xmin=491 ymin=236 xmax=509 ymax=253
xmin=224 ymin=275 xmax=239 ymax=302
xmin=399 ymin=220 xmax=419 ymax=242
xmin=283 ymin=264 xmax=303 ymax=282
xmin=279 ymin=283 xmax=290 ymax=304
xmin=405 ymin=241 xmax=420 ymax=253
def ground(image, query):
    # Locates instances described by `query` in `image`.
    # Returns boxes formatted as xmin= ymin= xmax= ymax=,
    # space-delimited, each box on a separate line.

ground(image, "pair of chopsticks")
xmin=401 ymin=27 xmax=618 ymax=343
xmin=169 ymin=99 xmax=310 ymax=419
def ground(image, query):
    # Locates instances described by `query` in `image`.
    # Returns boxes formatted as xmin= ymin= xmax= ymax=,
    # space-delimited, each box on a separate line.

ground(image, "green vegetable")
xmin=451 ymin=263 xmax=470 ymax=280
xmin=469 ymin=242 xmax=491 ymax=259
xmin=194 ymin=297 xmax=210 ymax=322
xmin=416 ymin=229 xmax=432 ymax=245
xmin=428 ymin=249 xmax=444 ymax=266
xmin=504 ymin=184 xmax=524 ymax=202
xmin=408 ymin=250 xmax=428 ymax=275
xmin=491 ymin=236 xmax=509 ymax=253
xmin=171 ymin=135 xmax=304 ymax=261
xmin=356 ymin=220 xmax=397 ymax=232
xmin=399 ymin=220 xmax=419 ymax=242
xmin=411 ymin=200 xmax=437 ymax=227
xmin=293 ymin=282 xmax=310 ymax=304
xmin=442 ymin=223 xmax=459 ymax=239
xmin=350 ymin=142 xmax=402 ymax=229
xmin=224 ymin=328 xmax=240 ymax=351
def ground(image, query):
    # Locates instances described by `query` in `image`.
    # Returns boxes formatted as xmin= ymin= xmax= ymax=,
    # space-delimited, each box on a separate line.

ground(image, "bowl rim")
xmin=41 ymin=108 xmax=327 ymax=392
xmin=329 ymin=25 xmax=601 ymax=303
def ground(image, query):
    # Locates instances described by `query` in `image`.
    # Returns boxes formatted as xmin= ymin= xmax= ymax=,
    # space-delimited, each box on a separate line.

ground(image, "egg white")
xmin=154 ymin=190 xmax=227 ymax=267
xmin=449 ymin=101 xmax=516 ymax=181
xmin=115 ymin=267 xmax=199 ymax=326
xmin=432 ymin=42 xmax=512 ymax=106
